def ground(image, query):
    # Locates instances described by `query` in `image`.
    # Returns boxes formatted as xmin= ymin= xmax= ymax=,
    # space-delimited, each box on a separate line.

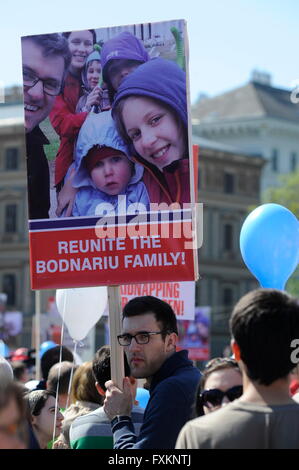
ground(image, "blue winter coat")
xmin=72 ymin=111 xmax=149 ymax=217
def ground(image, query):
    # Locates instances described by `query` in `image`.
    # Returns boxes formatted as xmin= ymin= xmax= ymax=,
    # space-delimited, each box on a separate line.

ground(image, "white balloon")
xmin=56 ymin=287 xmax=107 ymax=341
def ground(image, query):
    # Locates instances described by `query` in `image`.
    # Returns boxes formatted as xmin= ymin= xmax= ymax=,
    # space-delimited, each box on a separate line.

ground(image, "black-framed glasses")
xmin=23 ymin=68 xmax=61 ymax=96
xmin=200 ymin=385 xmax=243 ymax=408
xmin=117 ymin=331 xmax=166 ymax=346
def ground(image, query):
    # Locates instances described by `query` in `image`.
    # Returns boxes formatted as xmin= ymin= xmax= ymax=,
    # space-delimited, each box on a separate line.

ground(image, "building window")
xmin=5 ymin=147 xmax=19 ymax=170
xmin=224 ymin=223 xmax=233 ymax=251
xmin=223 ymin=287 xmax=233 ymax=307
xmin=2 ymin=274 xmax=16 ymax=306
xmin=224 ymin=173 xmax=235 ymax=194
xmin=271 ymin=149 xmax=279 ymax=172
xmin=5 ymin=204 xmax=17 ymax=233
xmin=290 ymin=152 xmax=297 ymax=172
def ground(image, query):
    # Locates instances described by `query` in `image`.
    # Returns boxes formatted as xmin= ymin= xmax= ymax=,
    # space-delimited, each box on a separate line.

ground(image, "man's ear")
xmin=166 ymin=332 xmax=178 ymax=352
xmin=231 ymin=339 xmax=241 ymax=361
xmin=95 ymin=382 xmax=105 ymax=397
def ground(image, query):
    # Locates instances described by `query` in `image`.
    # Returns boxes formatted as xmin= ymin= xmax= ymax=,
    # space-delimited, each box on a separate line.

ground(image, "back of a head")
xmin=0 ymin=355 xmax=13 ymax=388
xmin=230 ymin=288 xmax=299 ymax=385
xmin=41 ymin=346 xmax=73 ymax=381
xmin=92 ymin=345 xmax=130 ymax=391
xmin=70 ymin=362 xmax=102 ymax=405
xmin=122 ymin=296 xmax=178 ymax=337
xmin=47 ymin=361 xmax=76 ymax=395
xmin=11 ymin=361 xmax=27 ymax=382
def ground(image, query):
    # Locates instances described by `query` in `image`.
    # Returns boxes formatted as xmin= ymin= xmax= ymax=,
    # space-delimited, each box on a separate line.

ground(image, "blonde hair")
xmin=70 ymin=361 xmax=102 ymax=405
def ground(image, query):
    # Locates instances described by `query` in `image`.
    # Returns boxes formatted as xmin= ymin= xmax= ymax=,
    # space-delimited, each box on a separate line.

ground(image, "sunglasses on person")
xmin=200 ymin=385 xmax=243 ymax=408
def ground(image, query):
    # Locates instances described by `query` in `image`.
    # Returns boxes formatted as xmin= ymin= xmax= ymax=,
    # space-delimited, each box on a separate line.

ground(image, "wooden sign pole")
xmin=107 ymin=285 xmax=124 ymax=389
xmin=35 ymin=290 xmax=41 ymax=381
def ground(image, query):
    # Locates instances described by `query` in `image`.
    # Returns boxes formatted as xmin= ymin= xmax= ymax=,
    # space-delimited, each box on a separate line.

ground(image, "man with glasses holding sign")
xmin=103 ymin=296 xmax=200 ymax=449
xmin=21 ymin=35 xmax=71 ymax=219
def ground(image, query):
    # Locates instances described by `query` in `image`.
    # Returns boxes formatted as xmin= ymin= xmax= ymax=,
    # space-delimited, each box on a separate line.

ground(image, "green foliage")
xmin=262 ymin=170 xmax=299 ymax=296
xmin=263 ymin=170 xmax=299 ymax=218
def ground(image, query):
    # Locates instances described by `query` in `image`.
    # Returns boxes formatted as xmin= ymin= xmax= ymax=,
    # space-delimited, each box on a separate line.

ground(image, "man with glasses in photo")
xmin=176 ymin=289 xmax=299 ymax=449
xmin=103 ymin=296 xmax=201 ymax=449
xmin=21 ymin=34 xmax=71 ymax=219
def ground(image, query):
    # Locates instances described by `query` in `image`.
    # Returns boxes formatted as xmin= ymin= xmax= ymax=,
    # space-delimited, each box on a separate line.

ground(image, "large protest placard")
xmin=22 ymin=19 xmax=199 ymax=289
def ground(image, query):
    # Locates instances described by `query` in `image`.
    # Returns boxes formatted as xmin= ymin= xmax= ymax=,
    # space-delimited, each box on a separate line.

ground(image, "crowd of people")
xmin=1 ymin=288 xmax=299 ymax=449
xmin=23 ymin=28 xmax=191 ymax=221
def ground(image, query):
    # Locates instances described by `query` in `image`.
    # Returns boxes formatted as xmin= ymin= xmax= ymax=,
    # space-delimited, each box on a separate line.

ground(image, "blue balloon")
xmin=0 ymin=340 xmax=10 ymax=358
xmin=240 ymin=203 xmax=299 ymax=290
xmin=40 ymin=340 xmax=57 ymax=358
xmin=136 ymin=387 xmax=150 ymax=409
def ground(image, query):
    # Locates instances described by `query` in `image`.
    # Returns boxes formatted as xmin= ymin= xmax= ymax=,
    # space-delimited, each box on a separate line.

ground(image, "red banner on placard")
xmin=29 ymin=218 xmax=196 ymax=289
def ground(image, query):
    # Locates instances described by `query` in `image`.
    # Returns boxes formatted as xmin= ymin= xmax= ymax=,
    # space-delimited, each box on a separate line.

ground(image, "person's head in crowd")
xmin=101 ymin=31 xmax=149 ymax=102
xmin=92 ymin=345 xmax=137 ymax=399
xmin=112 ymin=58 xmax=188 ymax=172
xmin=0 ymin=355 xmax=13 ymax=389
xmin=70 ymin=361 xmax=102 ymax=406
xmin=82 ymin=50 xmax=102 ymax=92
xmin=195 ymin=357 xmax=243 ymax=416
xmin=11 ymin=361 xmax=30 ymax=384
xmin=21 ymin=34 xmax=71 ymax=133
xmin=46 ymin=361 xmax=77 ymax=409
xmin=230 ymin=289 xmax=299 ymax=386
xmin=62 ymin=30 xmax=96 ymax=77
xmin=0 ymin=382 xmax=28 ymax=449
xmin=10 ymin=347 xmax=35 ymax=369
xmin=40 ymin=345 xmax=73 ymax=384
xmin=117 ymin=296 xmax=178 ymax=382
xmin=25 ymin=389 xmax=63 ymax=448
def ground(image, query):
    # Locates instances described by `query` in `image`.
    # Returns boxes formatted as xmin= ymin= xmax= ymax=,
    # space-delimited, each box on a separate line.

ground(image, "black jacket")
xmin=112 ymin=350 xmax=201 ymax=449
xmin=26 ymin=126 xmax=50 ymax=219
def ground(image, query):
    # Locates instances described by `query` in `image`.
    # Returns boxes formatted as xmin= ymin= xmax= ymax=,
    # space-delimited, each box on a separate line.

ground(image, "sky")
xmin=1 ymin=0 xmax=298 ymax=103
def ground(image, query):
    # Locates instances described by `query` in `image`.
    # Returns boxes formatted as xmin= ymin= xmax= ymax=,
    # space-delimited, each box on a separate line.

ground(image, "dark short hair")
xmin=122 ymin=296 xmax=178 ymax=338
xmin=11 ymin=361 xmax=27 ymax=381
xmin=92 ymin=345 xmax=130 ymax=391
xmin=41 ymin=346 xmax=73 ymax=381
xmin=62 ymin=29 xmax=96 ymax=45
xmin=230 ymin=288 xmax=299 ymax=385
xmin=47 ymin=361 xmax=77 ymax=395
xmin=22 ymin=34 xmax=71 ymax=72
xmin=26 ymin=389 xmax=56 ymax=416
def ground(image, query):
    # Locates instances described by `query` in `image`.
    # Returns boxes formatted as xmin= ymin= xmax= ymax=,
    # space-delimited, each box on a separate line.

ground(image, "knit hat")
xmin=112 ymin=58 xmax=188 ymax=129
xmin=85 ymin=146 xmax=125 ymax=173
xmin=101 ymin=32 xmax=149 ymax=83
